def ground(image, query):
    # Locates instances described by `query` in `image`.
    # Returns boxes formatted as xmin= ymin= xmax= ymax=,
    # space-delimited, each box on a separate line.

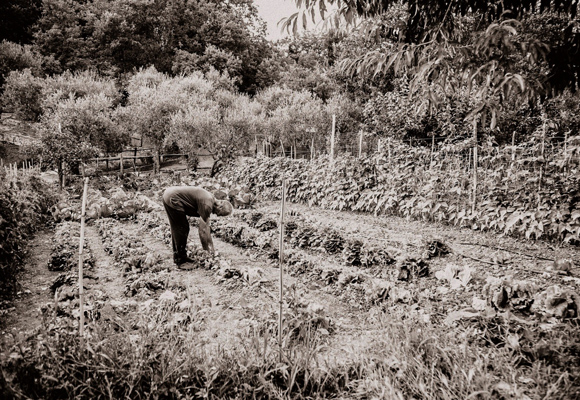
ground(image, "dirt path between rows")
xmin=85 ymin=224 xmax=125 ymax=300
xmin=1 ymin=231 xmax=57 ymax=344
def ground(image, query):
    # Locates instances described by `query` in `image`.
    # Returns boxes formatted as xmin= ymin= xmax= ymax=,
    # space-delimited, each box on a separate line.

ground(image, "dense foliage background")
xmin=3 ymin=0 xmax=580 ymax=249
xmin=2 ymin=0 xmax=580 ymax=159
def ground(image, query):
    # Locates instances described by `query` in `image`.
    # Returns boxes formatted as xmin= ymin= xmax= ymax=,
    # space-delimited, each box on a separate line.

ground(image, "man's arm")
xmin=198 ymin=215 xmax=215 ymax=255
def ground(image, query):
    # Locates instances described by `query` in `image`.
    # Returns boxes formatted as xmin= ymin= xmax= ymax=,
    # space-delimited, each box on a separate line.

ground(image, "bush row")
xmin=219 ymin=139 xmax=580 ymax=243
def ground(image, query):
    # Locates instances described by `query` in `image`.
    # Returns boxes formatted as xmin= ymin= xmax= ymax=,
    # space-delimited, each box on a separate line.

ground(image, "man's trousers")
xmin=163 ymin=200 xmax=190 ymax=263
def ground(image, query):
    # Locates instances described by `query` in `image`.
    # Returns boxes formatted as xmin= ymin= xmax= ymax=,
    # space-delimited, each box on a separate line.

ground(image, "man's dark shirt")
xmin=162 ymin=186 xmax=213 ymax=219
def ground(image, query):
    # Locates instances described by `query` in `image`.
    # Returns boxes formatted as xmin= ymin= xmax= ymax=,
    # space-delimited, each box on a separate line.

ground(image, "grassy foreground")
xmin=2 ymin=298 xmax=578 ymax=399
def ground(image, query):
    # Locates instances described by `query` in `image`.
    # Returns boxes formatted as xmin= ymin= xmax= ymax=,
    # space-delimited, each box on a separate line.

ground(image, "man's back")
xmin=162 ymin=186 xmax=214 ymax=218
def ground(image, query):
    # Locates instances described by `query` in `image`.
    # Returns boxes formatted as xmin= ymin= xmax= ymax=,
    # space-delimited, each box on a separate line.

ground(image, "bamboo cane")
xmin=78 ymin=177 xmax=89 ymax=338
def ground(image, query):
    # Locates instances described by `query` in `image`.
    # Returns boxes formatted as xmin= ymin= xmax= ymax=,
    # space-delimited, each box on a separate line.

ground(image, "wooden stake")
xmin=431 ymin=134 xmax=435 ymax=166
xmin=330 ymin=114 xmax=336 ymax=160
xmin=120 ymin=152 xmax=124 ymax=175
xmin=472 ymin=121 xmax=478 ymax=215
xmin=78 ymin=177 xmax=89 ymax=338
xmin=311 ymin=137 xmax=314 ymax=160
xmin=538 ymin=117 xmax=546 ymax=206
xmin=359 ymin=130 xmax=363 ymax=158
xmin=511 ymin=131 xmax=516 ymax=162
xmin=280 ymin=138 xmax=285 ymax=157
xmin=468 ymin=148 xmax=471 ymax=172
xmin=278 ymin=178 xmax=286 ymax=362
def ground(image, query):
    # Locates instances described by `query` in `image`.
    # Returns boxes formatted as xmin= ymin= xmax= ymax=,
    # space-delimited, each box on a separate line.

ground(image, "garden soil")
xmin=3 ymin=198 xmax=580 ymax=371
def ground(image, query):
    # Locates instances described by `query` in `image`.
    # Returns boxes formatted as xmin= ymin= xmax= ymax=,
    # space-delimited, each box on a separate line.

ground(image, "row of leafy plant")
xmin=0 ymin=170 xmax=59 ymax=296
xmin=220 ymin=138 xmax=580 ymax=243
xmin=210 ymin=214 xmax=422 ymax=310
xmin=233 ymin=209 xmax=395 ymax=268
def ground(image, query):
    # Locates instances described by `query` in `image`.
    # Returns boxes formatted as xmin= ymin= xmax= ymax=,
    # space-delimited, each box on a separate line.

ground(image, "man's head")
xmin=213 ymin=199 xmax=233 ymax=216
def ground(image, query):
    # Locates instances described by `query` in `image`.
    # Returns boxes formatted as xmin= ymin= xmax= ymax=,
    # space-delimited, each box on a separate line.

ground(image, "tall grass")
xmin=3 ymin=298 xmax=578 ymax=399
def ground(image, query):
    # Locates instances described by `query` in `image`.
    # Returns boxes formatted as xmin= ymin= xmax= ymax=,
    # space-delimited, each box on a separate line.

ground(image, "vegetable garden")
xmin=1 ymin=151 xmax=580 ymax=398
xmin=3 ymin=0 xmax=580 ymax=397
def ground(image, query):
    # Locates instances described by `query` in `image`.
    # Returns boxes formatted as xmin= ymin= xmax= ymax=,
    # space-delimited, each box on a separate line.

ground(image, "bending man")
xmin=162 ymin=186 xmax=233 ymax=266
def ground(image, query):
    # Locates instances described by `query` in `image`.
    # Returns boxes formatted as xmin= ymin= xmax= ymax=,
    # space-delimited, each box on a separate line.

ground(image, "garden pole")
xmin=311 ymin=137 xmax=314 ymax=159
xmin=120 ymin=152 xmax=124 ymax=175
xmin=330 ymin=114 xmax=336 ymax=160
xmin=61 ymin=161 xmax=66 ymax=187
xmin=278 ymin=178 xmax=286 ymax=362
xmin=565 ymin=131 xmax=569 ymax=177
xmin=359 ymin=130 xmax=363 ymax=158
xmin=78 ymin=177 xmax=89 ymax=338
xmin=512 ymin=131 xmax=516 ymax=162
xmin=280 ymin=138 xmax=285 ymax=157
xmin=538 ymin=117 xmax=546 ymax=207
xmin=472 ymin=121 xmax=478 ymax=215
xmin=431 ymin=134 xmax=435 ymax=167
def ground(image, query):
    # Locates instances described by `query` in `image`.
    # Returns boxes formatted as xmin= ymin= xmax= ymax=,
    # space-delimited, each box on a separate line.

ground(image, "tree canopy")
xmin=32 ymin=0 xmax=274 ymax=93
xmin=283 ymin=0 xmax=580 ymax=128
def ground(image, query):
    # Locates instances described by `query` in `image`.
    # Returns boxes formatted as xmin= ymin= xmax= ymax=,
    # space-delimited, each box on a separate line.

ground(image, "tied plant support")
xmin=219 ymin=138 xmax=580 ymax=243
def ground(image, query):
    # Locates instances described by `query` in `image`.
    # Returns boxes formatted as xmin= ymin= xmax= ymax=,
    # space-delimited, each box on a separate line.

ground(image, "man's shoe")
xmin=175 ymin=256 xmax=197 ymax=269
xmin=177 ymin=262 xmax=196 ymax=270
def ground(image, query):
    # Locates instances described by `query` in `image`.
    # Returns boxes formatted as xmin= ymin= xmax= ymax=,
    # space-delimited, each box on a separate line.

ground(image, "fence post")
xmin=120 ymin=152 xmax=124 ymax=175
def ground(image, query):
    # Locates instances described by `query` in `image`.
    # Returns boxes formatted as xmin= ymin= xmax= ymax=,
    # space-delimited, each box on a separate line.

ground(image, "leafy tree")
xmin=1 ymin=69 xmax=44 ymax=121
xmin=121 ymin=67 xmax=189 ymax=173
xmin=282 ymin=0 xmax=580 ymax=133
xmin=168 ymin=72 xmax=263 ymax=169
xmin=36 ymin=92 xmax=125 ymax=179
xmin=1 ymin=68 xmax=119 ymax=121
xmin=256 ymin=86 xmax=327 ymax=152
xmin=33 ymin=0 xmax=275 ymax=93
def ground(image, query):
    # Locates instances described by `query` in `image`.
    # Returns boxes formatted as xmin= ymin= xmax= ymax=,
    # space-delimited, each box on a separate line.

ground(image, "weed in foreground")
xmin=2 ymin=300 xmax=579 ymax=399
